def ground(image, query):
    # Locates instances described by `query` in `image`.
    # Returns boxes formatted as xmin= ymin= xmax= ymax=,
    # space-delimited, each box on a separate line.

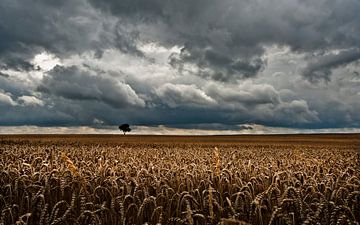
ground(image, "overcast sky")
xmin=0 ymin=0 xmax=359 ymax=133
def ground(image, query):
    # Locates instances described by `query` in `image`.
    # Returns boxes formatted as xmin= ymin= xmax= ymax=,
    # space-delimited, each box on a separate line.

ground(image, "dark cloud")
xmin=0 ymin=105 xmax=76 ymax=126
xmin=88 ymin=0 xmax=164 ymax=20
xmin=0 ymin=0 xmax=118 ymax=70
xmin=205 ymin=83 xmax=281 ymax=106
xmin=273 ymin=100 xmax=319 ymax=125
xmin=38 ymin=65 xmax=145 ymax=108
xmin=302 ymin=48 xmax=360 ymax=82
xmin=170 ymin=47 xmax=266 ymax=81
xmin=0 ymin=53 xmax=36 ymax=71
xmin=88 ymin=0 xmax=360 ymax=81
xmin=0 ymin=72 xmax=9 ymax=78
xmin=2 ymin=0 xmax=360 ymax=79
xmin=0 ymin=76 xmax=34 ymax=98
xmin=155 ymin=83 xmax=215 ymax=108
xmin=0 ymin=0 xmax=359 ymax=130
xmin=88 ymin=0 xmax=272 ymax=80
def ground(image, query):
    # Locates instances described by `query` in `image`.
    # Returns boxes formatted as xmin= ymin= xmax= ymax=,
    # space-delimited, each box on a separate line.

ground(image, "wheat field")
xmin=0 ymin=134 xmax=359 ymax=225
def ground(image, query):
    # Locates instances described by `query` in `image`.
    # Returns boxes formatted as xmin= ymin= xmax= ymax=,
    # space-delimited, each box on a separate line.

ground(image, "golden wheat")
xmin=0 ymin=136 xmax=359 ymax=225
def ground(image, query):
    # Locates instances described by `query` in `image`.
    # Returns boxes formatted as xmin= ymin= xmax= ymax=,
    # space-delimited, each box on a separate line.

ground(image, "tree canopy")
xmin=119 ymin=124 xmax=131 ymax=135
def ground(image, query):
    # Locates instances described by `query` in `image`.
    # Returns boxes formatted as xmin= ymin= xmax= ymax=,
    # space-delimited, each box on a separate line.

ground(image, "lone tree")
xmin=119 ymin=124 xmax=131 ymax=135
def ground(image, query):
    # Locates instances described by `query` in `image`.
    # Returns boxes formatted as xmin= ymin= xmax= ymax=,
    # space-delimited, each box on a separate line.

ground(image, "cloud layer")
xmin=0 ymin=0 xmax=359 ymax=131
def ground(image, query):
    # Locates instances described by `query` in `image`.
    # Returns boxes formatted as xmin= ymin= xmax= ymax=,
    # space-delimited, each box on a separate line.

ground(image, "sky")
xmin=0 ymin=0 xmax=360 ymax=134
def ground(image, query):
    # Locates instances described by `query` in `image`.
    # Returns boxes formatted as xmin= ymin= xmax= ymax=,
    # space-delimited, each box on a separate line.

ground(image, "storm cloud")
xmin=0 ymin=0 xmax=359 ymax=131
xmin=38 ymin=65 xmax=145 ymax=108
xmin=302 ymin=48 xmax=360 ymax=82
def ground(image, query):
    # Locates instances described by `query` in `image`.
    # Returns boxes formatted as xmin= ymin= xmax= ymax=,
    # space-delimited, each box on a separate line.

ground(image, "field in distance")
xmin=0 ymin=134 xmax=359 ymax=225
xmin=1 ymin=133 xmax=360 ymax=145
